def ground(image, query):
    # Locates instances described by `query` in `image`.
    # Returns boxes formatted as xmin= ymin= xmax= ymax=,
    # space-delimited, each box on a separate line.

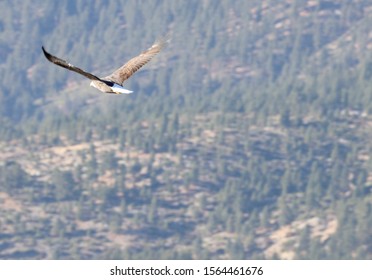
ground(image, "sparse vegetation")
xmin=0 ymin=0 xmax=371 ymax=259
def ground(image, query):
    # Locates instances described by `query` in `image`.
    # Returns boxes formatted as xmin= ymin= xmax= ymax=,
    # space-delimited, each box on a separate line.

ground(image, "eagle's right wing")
xmin=42 ymin=46 xmax=101 ymax=81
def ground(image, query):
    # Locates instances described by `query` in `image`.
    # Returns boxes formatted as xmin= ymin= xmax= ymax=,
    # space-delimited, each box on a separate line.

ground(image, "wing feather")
xmin=105 ymin=37 xmax=168 ymax=85
xmin=42 ymin=46 xmax=101 ymax=81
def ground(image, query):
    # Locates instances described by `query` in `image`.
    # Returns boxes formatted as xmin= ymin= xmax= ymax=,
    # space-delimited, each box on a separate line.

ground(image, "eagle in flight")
xmin=42 ymin=37 xmax=167 ymax=94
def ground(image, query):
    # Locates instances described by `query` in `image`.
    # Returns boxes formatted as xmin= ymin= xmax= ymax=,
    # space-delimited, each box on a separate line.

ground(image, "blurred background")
xmin=0 ymin=0 xmax=371 ymax=259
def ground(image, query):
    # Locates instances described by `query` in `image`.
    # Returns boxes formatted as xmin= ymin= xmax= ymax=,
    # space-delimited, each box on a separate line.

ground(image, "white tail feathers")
xmin=111 ymin=83 xmax=133 ymax=94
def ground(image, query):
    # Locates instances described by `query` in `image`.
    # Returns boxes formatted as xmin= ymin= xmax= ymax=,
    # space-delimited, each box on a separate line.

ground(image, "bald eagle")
xmin=42 ymin=37 xmax=167 ymax=94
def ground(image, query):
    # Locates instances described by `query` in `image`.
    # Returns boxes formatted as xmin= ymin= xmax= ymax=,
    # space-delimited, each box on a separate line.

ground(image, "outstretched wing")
xmin=105 ymin=36 xmax=168 ymax=85
xmin=42 ymin=46 xmax=101 ymax=81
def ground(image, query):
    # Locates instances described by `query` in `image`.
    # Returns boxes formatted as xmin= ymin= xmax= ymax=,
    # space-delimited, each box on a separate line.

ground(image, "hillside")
xmin=0 ymin=0 xmax=371 ymax=259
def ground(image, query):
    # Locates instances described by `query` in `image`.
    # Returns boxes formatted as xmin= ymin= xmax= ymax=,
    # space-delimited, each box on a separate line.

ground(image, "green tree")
xmin=52 ymin=170 xmax=75 ymax=201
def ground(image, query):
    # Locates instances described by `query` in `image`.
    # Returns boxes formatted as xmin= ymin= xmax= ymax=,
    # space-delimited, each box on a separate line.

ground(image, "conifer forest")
xmin=0 ymin=0 xmax=371 ymax=259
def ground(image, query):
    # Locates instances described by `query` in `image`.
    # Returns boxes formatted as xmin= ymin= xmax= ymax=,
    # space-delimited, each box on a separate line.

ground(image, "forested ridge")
xmin=0 ymin=0 xmax=371 ymax=259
